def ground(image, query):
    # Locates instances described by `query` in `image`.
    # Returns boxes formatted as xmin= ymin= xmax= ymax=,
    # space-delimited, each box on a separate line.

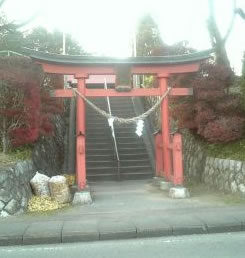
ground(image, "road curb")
xmin=0 ymin=219 xmax=244 ymax=246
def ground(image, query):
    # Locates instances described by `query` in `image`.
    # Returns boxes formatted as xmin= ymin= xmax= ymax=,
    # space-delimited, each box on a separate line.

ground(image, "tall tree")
xmin=0 ymin=14 xmax=24 ymax=51
xmin=207 ymin=0 xmax=237 ymax=68
xmin=0 ymin=0 xmax=38 ymax=33
xmin=136 ymin=14 xmax=166 ymax=56
xmin=23 ymin=27 xmax=84 ymax=55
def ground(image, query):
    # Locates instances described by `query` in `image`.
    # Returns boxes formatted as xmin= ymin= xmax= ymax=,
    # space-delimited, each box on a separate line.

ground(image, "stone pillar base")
xmin=72 ymin=186 xmax=92 ymax=205
xmin=160 ymin=181 xmax=174 ymax=191
xmin=152 ymin=177 xmax=165 ymax=187
xmin=169 ymin=186 xmax=190 ymax=199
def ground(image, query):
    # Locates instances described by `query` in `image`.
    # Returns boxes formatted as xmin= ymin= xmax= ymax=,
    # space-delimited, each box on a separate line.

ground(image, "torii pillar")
xmin=159 ymin=73 xmax=172 ymax=181
xmin=75 ymin=74 xmax=88 ymax=189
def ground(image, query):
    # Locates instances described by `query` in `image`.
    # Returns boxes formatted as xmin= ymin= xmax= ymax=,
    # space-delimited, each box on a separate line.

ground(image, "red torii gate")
xmin=24 ymin=48 xmax=212 ymax=190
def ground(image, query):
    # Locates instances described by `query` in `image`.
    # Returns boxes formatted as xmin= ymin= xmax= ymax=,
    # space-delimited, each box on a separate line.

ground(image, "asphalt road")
xmin=1 ymin=232 xmax=245 ymax=258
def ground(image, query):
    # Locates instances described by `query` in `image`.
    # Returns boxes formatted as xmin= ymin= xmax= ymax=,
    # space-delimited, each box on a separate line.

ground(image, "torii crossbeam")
xmin=23 ymin=48 xmax=212 ymax=190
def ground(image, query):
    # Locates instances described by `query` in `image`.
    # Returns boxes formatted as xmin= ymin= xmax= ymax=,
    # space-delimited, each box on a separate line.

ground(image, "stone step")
xmin=87 ymin=165 xmax=152 ymax=174
xmin=87 ymin=171 xmax=153 ymax=182
xmin=86 ymin=159 xmax=150 ymax=168
xmin=119 ymin=153 xmax=149 ymax=160
xmin=117 ymin=148 xmax=147 ymax=154
xmin=86 ymin=142 xmax=145 ymax=150
xmin=86 ymin=149 xmax=115 ymax=155
xmin=86 ymin=153 xmax=148 ymax=161
xmin=86 ymin=154 xmax=115 ymax=161
xmin=86 ymin=137 xmax=143 ymax=144
xmin=86 ymin=127 xmax=137 ymax=133
xmin=86 ymin=160 xmax=117 ymax=168
xmin=86 ymin=131 xmax=139 ymax=138
xmin=86 ymin=123 xmax=109 ymax=129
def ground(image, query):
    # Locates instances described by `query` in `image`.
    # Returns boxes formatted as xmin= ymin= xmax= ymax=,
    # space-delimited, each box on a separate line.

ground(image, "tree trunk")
xmin=2 ymin=117 xmax=9 ymax=154
xmin=208 ymin=0 xmax=236 ymax=69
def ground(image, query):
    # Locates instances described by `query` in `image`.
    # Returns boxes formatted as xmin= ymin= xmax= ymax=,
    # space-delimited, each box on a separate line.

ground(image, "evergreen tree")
xmin=23 ymin=27 xmax=84 ymax=55
xmin=136 ymin=14 xmax=165 ymax=56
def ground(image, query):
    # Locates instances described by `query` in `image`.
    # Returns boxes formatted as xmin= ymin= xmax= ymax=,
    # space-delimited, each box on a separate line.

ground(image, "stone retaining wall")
xmin=203 ymin=157 xmax=245 ymax=194
xmin=0 ymin=160 xmax=35 ymax=217
xmin=32 ymin=114 xmax=67 ymax=177
xmin=183 ymin=132 xmax=206 ymax=182
xmin=183 ymin=132 xmax=245 ymax=195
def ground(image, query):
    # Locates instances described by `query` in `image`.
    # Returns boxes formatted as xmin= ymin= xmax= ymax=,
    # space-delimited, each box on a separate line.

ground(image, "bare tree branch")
xmin=207 ymin=0 xmax=236 ymax=67
xmin=236 ymin=8 xmax=245 ymax=20
xmin=14 ymin=10 xmax=40 ymax=29
xmin=0 ymin=9 xmax=40 ymax=33
xmin=223 ymin=0 xmax=237 ymax=43
xmin=207 ymin=0 xmax=223 ymax=46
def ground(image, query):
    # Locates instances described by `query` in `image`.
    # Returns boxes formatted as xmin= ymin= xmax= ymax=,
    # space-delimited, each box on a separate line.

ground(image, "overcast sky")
xmin=2 ymin=0 xmax=245 ymax=74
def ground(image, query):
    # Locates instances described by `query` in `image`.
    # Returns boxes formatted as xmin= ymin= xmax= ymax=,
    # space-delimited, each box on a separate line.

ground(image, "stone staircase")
xmin=86 ymin=92 xmax=153 ymax=181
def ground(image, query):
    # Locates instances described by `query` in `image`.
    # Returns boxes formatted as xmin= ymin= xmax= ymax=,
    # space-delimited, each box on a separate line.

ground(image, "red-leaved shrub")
xmin=171 ymin=63 xmax=244 ymax=143
xmin=0 ymin=56 xmax=63 ymax=149
xmin=203 ymin=117 xmax=244 ymax=143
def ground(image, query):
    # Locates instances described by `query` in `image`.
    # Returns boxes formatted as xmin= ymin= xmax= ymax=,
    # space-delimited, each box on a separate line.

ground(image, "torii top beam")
xmin=22 ymin=48 xmax=213 ymax=77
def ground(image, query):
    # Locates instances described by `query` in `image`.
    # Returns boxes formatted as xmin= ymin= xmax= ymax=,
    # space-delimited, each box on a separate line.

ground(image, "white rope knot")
xmin=71 ymin=87 xmax=171 ymax=125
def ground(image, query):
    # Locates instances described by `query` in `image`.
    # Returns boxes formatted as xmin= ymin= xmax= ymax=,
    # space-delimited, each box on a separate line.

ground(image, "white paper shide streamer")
xmin=135 ymin=119 xmax=144 ymax=137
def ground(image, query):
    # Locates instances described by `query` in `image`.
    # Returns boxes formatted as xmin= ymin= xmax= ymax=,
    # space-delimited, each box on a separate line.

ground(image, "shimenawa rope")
xmin=71 ymin=87 xmax=171 ymax=125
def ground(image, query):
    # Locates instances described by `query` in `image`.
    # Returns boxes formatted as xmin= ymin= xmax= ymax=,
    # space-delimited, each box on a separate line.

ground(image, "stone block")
xmin=152 ymin=177 xmax=164 ymax=187
xmin=62 ymin=221 xmax=99 ymax=243
xmin=72 ymin=190 xmax=92 ymax=205
xmin=2 ymin=177 xmax=14 ymax=192
xmin=229 ymin=172 xmax=235 ymax=181
xmin=0 ymin=222 xmax=30 ymax=246
xmin=235 ymin=173 xmax=244 ymax=185
xmin=205 ymin=157 xmax=210 ymax=165
xmin=0 ymin=200 xmax=5 ymax=210
xmin=213 ymin=158 xmax=219 ymax=168
xmin=4 ymin=199 xmax=19 ymax=215
xmin=135 ymin=218 xmax=172 ymax=238
xmin=238 ymin=184 xmax=245 ymax=194
xmin=0 ymin=210 xmax=9 ymax=217
xmin=218 ymin=159 xmax=223 ymax=169
xmin=236 ymin=161 xmax=242 ymax=172
xmin=209 ymin=167 xmax=214 ymax=176
xmin=231 ymin=181 xmax=238 ymax=193
xmin=14 ymin=208 xmax=25 ymax=215
xmin=172 ymin=223 xmax=206 ymax=236
xmin=23 ymin=221 xmax=63 ymax=245
xmin=99 ymin=220 xmax=136 ymax=240
xmin=14 ymin=162 xmax=25 ymax=177
xmin=223 ymin=159 xmax=230 ymax=170
xmin=224 ymin=181 xmax=230 ymax=192
xmin=15 ymin=190 xmax=22 ymax=201
xmin=169 ymin=186 xmax=190 ymax=199
xmin=0 ymin=171 xmax=8 ymax=184
xmin=209 ymin=157 xmax=214 ymax=166
xmin=21 ymin=196 xmax=28 ymax=208
xmin=161 ymin=214 xmax=206 ymax=236
xmin=242 ymin=163 xmax=245 ymax=176
xmin=230 ymin=160 xmax=235 ymax=171
xmin=160 ymin=181 xmax=173 ymax=191
xmin=0 ymin=189 xmax=11 ymax=203
xmin=201 ymin=215 xmax=242 ymax=234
